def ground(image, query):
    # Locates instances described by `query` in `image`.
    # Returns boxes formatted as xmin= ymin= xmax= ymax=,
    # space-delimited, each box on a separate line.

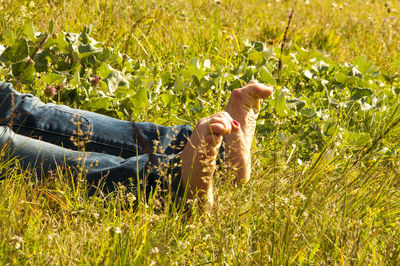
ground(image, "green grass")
xmin=2 ymin=0 xmax=400 ymax=72
xmin=1 ymin=0 xmax=400 ymax=264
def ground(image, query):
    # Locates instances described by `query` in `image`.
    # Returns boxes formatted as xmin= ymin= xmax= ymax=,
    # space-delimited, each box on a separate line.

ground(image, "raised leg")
xmin=224 ymin=81 xmax=273 ymax=183
xmin=180 ymin=111 xmax=238 ymax=210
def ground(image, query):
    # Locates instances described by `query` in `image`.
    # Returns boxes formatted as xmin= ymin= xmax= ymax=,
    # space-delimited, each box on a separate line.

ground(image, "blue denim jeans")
xmin=0 ymin=82 xmax=191 ymax=196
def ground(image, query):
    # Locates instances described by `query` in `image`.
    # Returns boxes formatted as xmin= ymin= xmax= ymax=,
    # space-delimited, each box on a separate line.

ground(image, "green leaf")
xmin=1 ymin=39 xmax=29 ymax=63
xmin=300 ymin=107 xmax=315 ymax=118
xmin=173 ymin=76 xmax=184 ymax=91
xmin=259 ymin=66 xmax=276 ymax=85
xmin=248 ymin=51 xmax=265 ymax=65
xmin=114 ymin=86 xmax=130 ymax=98
xmin=250 ymin=41 xmax=264 ymax=51
xmin=89 ymin=97 xmax=111 ymax=110
xmin=11 ymin=62 xmax=25 ymax=77
xmin=343 ymin=131 xmax=370 ymax=146
xmin=2 ymin=29 xmax=15 ymax=46
xmin=130 ymin=86 xmax=149 ymax=109
xmin=69 ymin=63 xmax=81 ymax=87
xmin=99 ymin=80 xmax=108 ymax=93
xmin=12 ymin=62 xmax=36 ymax=82
xmin=199 ymin=76 xmax=213 ymax=94
xmin=21 ymin=63 xmax=36 ymax=83
xmin=33 ymin=50 xmax=50 ymax=72
xmin=182 ymin=58 xmax=206 ymax=80
xmin=96 ymin=47 xmax=111 ymax=63
xmin=322 ymin=121 xmax=337 ymax=136
xmin=0 ymin=47 xmax=9 ymax=63
xmin=42 ymin=73 xmax=65 ymax=85
xmin=104 ymin=71 xmax=129 ymax=94
xmin=161 ymin=93 xmax=177 ymax=107
xmin=334 ymin=72 xmax=348 ymax=84
xmin=294 ymin=44 xmax=322 ymax=60
xmin=65 ymin=32 xmax=80 ymax=45
xmin=14 ymin=39 xmax=30 ymax=61
xmin=123 ymin=60 xmax=135 ymax=72
xmin=43 ymin=34 xmax=70 ymax=53
xmin=227 ymin=79 xmax=243 ymax=91
xmin=353 ymin=56 xmax=374 ymax=75
xmin=48 ymin=20 xmax=54 ymax=34
xmin=79 ymin=25 xmax=94 ymax=44
xmin=235 ymin=63 xmax=247 ymax=75
xmin=97 ymin=63 xmax=114 ymax=79
xmin=273 ymin=92 xmax=291 ymax=117
xmin=350 ymin=87 xmax=373 ymax=100
xmin=312 ymin=60 xmax=329 ymax=73
xmin=77 ymin=44 xmax=102 ymax=59
xmin=189 ymin=98 xmax=204 ymax=113
xmin=23 ymin=22 xmax=37 ymax=41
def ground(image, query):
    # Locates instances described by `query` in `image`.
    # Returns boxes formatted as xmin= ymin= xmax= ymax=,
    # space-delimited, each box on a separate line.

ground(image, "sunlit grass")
xmin=1 ymin=0 xmax=400 ymax=264
xmin=1 ymin=0 xmax=399 ymax=71
xmin=1 ymin=147 xmax=400 ymax=264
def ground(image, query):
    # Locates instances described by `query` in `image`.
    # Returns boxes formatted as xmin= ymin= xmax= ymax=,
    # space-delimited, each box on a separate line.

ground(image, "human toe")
xmin=242 ymin=81 xmax=273 ymax=99
xmin=207 ymin=114 xmax=233 ymax=136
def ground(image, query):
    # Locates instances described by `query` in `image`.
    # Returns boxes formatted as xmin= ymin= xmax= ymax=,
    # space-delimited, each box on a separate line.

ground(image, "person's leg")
xmin=0 ymin=81 xmax=273 ymax=210
xmin=178 ymin=82 xmax=273 ymax=210
xmin=180 ymin=112 xmax=238 ymax=210
xmin=0 ymin=125 xmax=182 ymax=196
xmin=224 ymin=81 xmax=273 ymax=183
xmin=0 ymin=82 xmax=190 ymax=158
xmin=0 ymin=82 xmax=230 ymax=208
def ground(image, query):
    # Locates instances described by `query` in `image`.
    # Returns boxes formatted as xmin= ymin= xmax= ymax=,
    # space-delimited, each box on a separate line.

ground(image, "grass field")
xmin=1 ymin=0 xmax=400 ymax=264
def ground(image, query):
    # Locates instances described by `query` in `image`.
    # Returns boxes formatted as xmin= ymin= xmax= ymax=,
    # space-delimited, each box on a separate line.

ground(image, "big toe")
xmin=195 ymin=112 xmax=238 ymax=146
xmin=241 ymin=82 xmax=273 ymax=99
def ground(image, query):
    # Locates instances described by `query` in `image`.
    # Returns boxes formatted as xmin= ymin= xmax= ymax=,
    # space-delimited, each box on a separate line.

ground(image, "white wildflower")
xmin=150 ymin=247 xmax=159 ymax=254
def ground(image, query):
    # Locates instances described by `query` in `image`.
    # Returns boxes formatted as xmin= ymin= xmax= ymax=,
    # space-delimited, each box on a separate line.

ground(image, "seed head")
xmin=44 ymin=85 xmax=57 ymax=97
xmin=56 ymin=84 xmax=64 ymax=91
xmin=91 ymin=76 xmax=101 ymax=87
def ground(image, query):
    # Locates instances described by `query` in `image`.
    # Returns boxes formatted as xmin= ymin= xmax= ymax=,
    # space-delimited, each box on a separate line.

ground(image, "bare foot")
xmin=224 ymin=81 xmax=273 ymax=183
xmin=180 ymin=112 xmax=238 ymax=210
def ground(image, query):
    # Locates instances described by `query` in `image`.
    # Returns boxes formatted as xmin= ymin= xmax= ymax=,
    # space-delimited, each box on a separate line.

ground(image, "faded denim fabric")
xmin=0 ymin=82 xmax=191 ymax=196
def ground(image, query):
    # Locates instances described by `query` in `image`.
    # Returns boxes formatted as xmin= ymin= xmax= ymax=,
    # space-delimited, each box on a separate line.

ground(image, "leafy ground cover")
xmin=1 ymin=0 xmax=400 ymax=264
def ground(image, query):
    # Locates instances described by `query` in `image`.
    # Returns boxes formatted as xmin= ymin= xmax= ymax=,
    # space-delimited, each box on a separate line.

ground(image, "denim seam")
xmin=8 ymin=123 xmax=140 ymax=153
